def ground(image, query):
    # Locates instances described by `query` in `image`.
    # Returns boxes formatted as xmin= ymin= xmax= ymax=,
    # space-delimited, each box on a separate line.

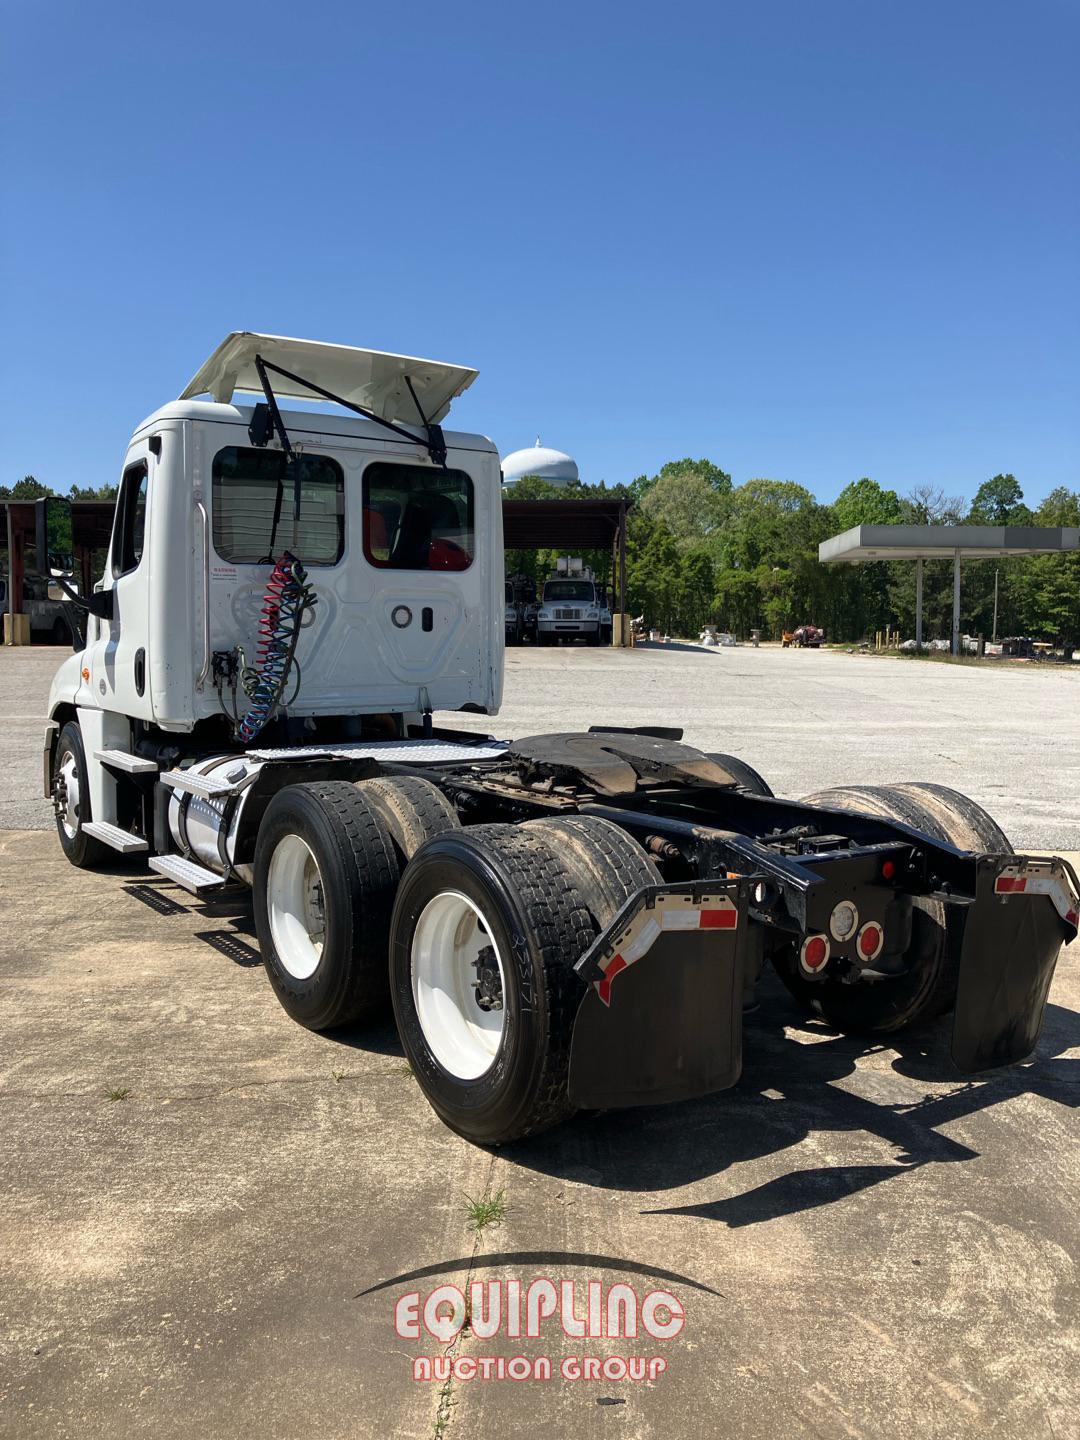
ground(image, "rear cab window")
xmin=363 ymin=463 xmax=473 ymax=571
xmin=212 ymin=446 xmax=344 ymax=565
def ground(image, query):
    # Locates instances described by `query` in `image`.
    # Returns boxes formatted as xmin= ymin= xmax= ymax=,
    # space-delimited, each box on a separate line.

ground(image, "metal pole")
xmin=992 ymin=568 xmax=999 ymax=643
xmin=952 ymin=550 xmax=961 ymax=656
xmin=4 ymin=504 xmax=13 ymax=623
xmin=915 ymin=558 xmax=923 ymax=651
xmin=618 ymin=503 xmax=627 ymax=618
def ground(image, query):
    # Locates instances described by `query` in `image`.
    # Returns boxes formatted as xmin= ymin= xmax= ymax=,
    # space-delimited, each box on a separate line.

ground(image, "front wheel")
xmin=389 ymin=826 xmax=594 ymax=1144
xmin=53 ymin=721 xmax=110 ymax=868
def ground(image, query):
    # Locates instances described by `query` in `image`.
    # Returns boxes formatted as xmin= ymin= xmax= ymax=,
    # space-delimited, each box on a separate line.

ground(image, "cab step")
xmin=159 ymin=768 xmax=240 ymax=800
xmin=148 ymin=854 xmax=229 ymax=895
xmin=82 ymin=821 xmax=149 ymax=854
xmin=94 ymin=748 xmax=160 ymax=774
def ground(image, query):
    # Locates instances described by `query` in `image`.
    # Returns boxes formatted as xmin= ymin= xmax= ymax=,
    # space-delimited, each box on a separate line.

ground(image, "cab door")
xmin=84 ymin=451 xmax=154 ymax=720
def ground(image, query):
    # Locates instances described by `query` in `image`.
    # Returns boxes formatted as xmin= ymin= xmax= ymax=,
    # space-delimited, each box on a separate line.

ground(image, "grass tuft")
xmin=464 ymin=1187 xmax=507 ymax=1238
xmin=105 ymin=1087 xmax=131 ymax=1102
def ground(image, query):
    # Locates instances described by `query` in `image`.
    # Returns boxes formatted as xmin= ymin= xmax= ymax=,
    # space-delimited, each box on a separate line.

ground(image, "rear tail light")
xmin=856 ymin=921 xmax=884 ymax=962
xmin=799 ymin=934 xmax=830 ymax=974
xmin=881 ymin=859 xmax=897 ymax=881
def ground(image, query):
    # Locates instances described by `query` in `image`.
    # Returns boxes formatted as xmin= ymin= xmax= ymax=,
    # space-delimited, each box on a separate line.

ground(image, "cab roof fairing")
xmin=179 ymin=332 xmax=479 ymax=426
xmin=127 ymin=399 xmax=499 ymax=457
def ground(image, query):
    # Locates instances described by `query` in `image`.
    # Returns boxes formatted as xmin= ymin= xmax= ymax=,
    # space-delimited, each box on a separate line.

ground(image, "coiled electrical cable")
xmin=237 ymin=553 xmax=318 ymax=742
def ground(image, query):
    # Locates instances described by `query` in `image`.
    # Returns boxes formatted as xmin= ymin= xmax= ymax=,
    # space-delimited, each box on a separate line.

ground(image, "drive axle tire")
xmin=53 ymin=721 xmax=110 ymax=868
xmin=524 ymin=815 xmax=659 ymax=929
xmin=254 ymin=782 xmax=400 ymax=1031
xmin=389 ymin=825 xmax=595 ymax=1145
xmin=706 ymin=752 xmax=774 ymax=797
xmin=355 ymin=774 xmax=460 ymax=862
xmin=772 ymin=782 xmax=1012 ymax=1034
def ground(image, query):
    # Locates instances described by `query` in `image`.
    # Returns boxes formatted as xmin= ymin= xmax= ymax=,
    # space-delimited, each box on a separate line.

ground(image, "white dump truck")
xmin=38 ymin=332 xmax=1078 ymax=1145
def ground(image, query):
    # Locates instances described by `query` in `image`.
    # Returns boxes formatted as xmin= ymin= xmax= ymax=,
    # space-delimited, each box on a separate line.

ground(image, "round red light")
xmin=804 ymin=936 xmax=827 ymax=968
xmin=881 ymin=860 xmax=896 ymax=881
xmin=859 ymin=924 xmax=882 ymax=958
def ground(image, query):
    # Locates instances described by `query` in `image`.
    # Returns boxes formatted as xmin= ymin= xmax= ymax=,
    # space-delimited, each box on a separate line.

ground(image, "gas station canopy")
xmin=820 ymin=524 xmax=1079 ymax=564
xmin=818 ymin=523 xmax=1079 ymax=655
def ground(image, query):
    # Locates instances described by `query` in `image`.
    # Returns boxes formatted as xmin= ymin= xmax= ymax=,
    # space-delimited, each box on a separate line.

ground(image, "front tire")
xmin=253 ymin=782 xmax=399 ymax=1031
xmin=53 ymin=721 xmax=110 ymax=868
xmin=389 ymin=825 xmax=595 ymax=1144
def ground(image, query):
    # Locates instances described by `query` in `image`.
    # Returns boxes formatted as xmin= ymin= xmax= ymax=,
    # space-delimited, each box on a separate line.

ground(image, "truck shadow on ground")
xmin=501 ymin=974 xmax=1080 ymax=1227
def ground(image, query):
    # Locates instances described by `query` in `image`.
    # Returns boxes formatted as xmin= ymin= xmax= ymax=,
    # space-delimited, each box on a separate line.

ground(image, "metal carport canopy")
xmin=817 ymin=523 xmax=1080 ymax=656
xmin=502 ymin=497 xmax=632 ymax=618
xmin=502 ymin=498 xmax=629 ymax=549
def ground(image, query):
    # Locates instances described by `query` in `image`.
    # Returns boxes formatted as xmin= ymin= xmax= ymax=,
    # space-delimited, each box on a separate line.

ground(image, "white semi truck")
xmin=38 ymin=332 xmax=1078 ymax=1145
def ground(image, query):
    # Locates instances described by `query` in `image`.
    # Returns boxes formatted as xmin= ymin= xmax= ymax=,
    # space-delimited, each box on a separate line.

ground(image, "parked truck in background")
xmin=536 ymin=558 xmax=612 ymax=646
xmin=36 ymin=331 xmax=1079 ymax=1146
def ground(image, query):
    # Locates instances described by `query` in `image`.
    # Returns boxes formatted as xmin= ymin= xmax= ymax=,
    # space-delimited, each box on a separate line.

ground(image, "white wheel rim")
xmin=58 ymin=750 xmax=80 ymax=839
xmin=411 ymin=890 xmax=507 ymax=1080
xmin=267 ymin=834 xmax=326 ymax=980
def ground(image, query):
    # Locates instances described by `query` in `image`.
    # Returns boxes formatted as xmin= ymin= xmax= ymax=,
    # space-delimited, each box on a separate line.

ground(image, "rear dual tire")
xmin=772 ymin=782 xmax=1013 ymax=1034
xmin=389 ymin=817 xmax=659 ymax=1144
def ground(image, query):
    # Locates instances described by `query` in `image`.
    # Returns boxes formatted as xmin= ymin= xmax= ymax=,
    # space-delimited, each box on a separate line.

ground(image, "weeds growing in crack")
xmin=464 ymin=1188 xmax=507 ymax=1238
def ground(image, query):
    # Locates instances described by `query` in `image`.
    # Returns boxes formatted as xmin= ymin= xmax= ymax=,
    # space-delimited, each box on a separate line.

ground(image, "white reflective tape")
xmin=660 ymin=909 xmax=701 ymax=931
xmin=621 ymin=916 xmax=662 ymax=963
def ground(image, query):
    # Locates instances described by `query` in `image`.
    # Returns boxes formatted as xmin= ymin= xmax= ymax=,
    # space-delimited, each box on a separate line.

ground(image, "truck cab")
xmin=47 ymin=334 xmax=503 ymax=749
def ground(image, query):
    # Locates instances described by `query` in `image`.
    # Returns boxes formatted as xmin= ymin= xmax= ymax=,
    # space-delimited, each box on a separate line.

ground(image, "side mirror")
xmin=33 ymin=496 xmax=73 ymax=576
xmin=47 ymin=581 xmax=66 ymax=601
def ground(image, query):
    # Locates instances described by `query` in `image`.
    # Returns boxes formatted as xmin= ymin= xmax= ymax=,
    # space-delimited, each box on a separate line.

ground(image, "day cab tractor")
xmin=39 ymin=332 xmax=1078 ymax=1146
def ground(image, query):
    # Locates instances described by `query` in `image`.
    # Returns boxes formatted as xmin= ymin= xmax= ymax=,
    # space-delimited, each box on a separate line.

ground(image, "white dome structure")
xmin=501 ymin=436 xmax=579 ymax=487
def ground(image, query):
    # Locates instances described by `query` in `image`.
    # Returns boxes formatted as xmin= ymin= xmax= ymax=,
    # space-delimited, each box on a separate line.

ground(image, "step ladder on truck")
xmin=36 ymin=331 xmax=1078 ymax=1145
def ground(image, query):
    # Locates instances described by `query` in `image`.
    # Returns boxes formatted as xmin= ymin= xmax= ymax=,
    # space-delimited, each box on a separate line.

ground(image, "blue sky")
xmin=2 ymin=0 xmax=1076 ymax=505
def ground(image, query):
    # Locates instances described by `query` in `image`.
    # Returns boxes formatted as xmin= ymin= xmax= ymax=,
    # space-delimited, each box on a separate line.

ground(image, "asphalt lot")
xmin=1 ymin=642 xmax=1078 ymax=1438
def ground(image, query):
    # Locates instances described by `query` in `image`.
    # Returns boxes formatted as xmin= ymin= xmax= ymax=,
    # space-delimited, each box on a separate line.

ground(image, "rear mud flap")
xmin=952 ymin=855 xmax=1078 ymax=1072
xmin=568 ymin=881 xmax=748 ymax=1110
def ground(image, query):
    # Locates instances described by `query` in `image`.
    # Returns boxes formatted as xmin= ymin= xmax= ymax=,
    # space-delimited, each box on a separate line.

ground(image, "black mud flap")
xmin=952 ymin=855 xmax=1078 ymax=1072
xmin=568 ymin=880 xmax=750 ymax=1110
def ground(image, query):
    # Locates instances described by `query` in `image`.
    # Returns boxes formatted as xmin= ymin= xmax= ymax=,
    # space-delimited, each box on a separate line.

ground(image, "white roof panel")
xmin=179 ymin=332 xmax=478 ymax=424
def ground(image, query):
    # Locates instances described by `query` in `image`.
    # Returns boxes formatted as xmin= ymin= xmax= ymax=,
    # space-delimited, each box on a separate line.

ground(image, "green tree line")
xmin=505 ymin=465 xmax=1079 ymax=650
xmin=6 ymin=467 xmax=1075 ymax=648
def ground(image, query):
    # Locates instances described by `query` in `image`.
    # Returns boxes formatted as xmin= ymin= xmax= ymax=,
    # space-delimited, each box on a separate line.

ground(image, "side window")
xmin=212 ymin=446 xmax=344 ymax=565
xmin=112 ymin=462 xmax=149 ymax=578
xmin=362 ymin=463 xmax=474 ymax=571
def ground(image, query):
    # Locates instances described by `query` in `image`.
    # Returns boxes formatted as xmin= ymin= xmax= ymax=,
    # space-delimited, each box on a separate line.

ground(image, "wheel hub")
xmin=411 ymin=890 xmax=508 ymax=1080
xmin=55 ymin=750 xmax=81 ymax=838
xmin=267 ymin=834 xmax=327 ymax=980
xmin=471 ymin=945 xmax=504 ymax=1012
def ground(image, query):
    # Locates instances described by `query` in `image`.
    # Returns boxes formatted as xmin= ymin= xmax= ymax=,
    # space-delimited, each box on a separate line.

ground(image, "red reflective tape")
xmin=699 ymin=908 xmax=737 ymax=929
xmin=597 ymin=953 xmax=627 ymax=1007
xmin=1067 ymin=909 xmax=1078 ymax=928
xmin=995 ymin=876 xmax=1028 ymax=893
